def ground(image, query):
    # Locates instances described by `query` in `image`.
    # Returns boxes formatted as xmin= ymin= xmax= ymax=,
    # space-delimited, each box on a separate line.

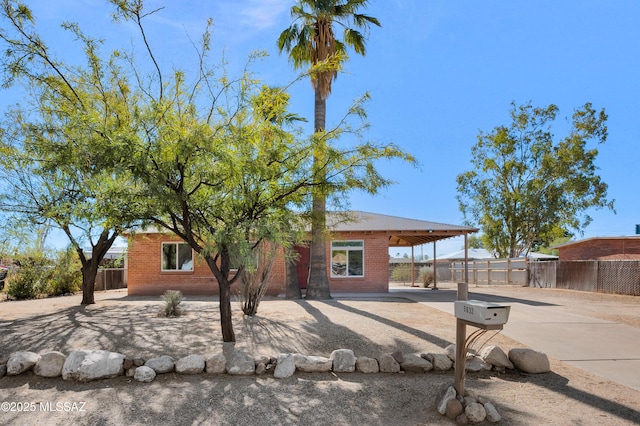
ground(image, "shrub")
xmin=391 ymin=264 xmax=412 ymax=283
xmin=49 ymin=248 xmax=82 ymax=295
xmin=418 ymin=266 xmax=434 ymax=288
xmin=6 ymin=254 xmax=53 ymax=300
xmin=237 ymin=242 xmax=277 ymax=316
xmin=160 ymin=290 xmax=184 ymax=317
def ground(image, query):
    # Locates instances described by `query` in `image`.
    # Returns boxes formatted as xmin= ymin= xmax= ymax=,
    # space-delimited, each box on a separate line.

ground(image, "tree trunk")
xmin=204 ymin=254 xmax=236 ymax=342
xmin=80 ymin=261 xmax=99 ymax=305
xmin=285 ymin=247 xmax=302 ymax=299
xmin=305 ymin=86 xmax=331 ymax=300
xmin=218 ymin=280 xmax=235 ymax=342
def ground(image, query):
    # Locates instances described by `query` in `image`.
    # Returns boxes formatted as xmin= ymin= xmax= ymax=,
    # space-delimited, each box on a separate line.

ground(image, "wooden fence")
xmin=529 ymin=260 xmax=640 ymax=296
xmin=449 ymin=259 xmax=640 ymax=296
xmin=450 ymin=258 xmax=528 ymax=286
xmin=95 ymin=268 xmax=127 ymax=291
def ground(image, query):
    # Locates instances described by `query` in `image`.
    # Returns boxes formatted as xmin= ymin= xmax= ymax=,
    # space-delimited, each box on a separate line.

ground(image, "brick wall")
xmin=129 ymin=231 xmax=390 ymax=296
xmin=128 ymin=233 xmax=218 ymax=296
xmin=558 ymin=238 xmax=640 ymax=261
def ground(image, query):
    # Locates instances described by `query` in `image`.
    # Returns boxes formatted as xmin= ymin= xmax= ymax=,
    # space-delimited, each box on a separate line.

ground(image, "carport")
xmin=329 ymin=211 xmax=479 ymax=288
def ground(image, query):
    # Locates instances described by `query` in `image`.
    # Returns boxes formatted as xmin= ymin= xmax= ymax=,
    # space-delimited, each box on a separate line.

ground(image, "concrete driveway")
xmin=387 ymin=283 xmax=640 ymax=392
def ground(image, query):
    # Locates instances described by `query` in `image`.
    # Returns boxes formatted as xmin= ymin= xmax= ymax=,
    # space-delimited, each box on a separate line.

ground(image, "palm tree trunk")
xmin=305 ymin=86 xmax=331 ymax=299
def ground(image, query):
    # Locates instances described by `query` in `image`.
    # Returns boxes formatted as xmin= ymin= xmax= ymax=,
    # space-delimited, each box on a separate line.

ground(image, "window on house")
xmin=162 ymin=242 xmax=193 ymax=271
xmin=331 ymin=240 xmax=364 ymax=277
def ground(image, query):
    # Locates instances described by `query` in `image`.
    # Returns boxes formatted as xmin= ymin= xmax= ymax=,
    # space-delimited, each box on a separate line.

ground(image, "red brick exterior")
xmin=127 ymin=231 xmax=390 ymax=296
xmin=558 ymin=237 xmax=640 ymax=261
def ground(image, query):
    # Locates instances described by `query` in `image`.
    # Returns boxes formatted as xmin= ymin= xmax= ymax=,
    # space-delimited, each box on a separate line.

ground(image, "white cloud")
xmin=239 ymin=0 xmax=292 ymax=31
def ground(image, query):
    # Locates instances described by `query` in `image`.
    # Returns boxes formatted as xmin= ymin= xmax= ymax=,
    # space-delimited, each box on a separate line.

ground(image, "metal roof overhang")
xmin=387 ymin=230 xmax=475 ymax=247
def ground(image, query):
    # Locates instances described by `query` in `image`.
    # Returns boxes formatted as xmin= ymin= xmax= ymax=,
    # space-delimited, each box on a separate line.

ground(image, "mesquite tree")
xmin=457 ymin=102 xmax=614 ymax=258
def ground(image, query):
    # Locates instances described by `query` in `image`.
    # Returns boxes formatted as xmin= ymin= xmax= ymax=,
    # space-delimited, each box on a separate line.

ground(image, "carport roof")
xmin=327 ymin=211 xmax=478 ymax=247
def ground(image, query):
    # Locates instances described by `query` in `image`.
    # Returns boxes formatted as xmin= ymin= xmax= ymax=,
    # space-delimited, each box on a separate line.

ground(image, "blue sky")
xmin=6 ymin=0 xmax=640 ymax=257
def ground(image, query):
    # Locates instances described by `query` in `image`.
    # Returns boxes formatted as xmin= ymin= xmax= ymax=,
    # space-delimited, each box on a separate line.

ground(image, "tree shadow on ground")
xmin=495 ymin=370 xmax=640 ymax=424
xmin=318 ymin=299 xmax=452 ymax=350
xmin=391 ymin=287 xmax=559 ymax=307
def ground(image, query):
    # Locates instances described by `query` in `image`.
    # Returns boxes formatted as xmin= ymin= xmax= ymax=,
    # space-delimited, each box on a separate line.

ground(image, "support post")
xmin=433 ymin=241 xmax=438 ymax=290
xmin=454 ymin=282 xmax=468 ymax=396
xmin=411 ymin=246 xmax=415 ymax=287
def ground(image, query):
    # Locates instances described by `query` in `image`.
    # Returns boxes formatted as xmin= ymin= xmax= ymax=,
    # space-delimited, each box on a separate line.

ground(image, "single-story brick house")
xmin=126 ymin=211 xmax=477 ymax=296
xmin=555 ymin=236 xmax=640 ymax=260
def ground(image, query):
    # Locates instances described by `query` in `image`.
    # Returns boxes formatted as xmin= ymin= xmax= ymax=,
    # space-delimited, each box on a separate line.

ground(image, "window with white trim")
xmin=162 ymin=242 xmax=193 ymax=271
xmin=331 ymin=240 xmax=364 ymax=277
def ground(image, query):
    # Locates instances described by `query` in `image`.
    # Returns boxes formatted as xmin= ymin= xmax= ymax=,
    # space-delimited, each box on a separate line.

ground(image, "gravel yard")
xmin=1 ymin=287 xmax=639 ymax=425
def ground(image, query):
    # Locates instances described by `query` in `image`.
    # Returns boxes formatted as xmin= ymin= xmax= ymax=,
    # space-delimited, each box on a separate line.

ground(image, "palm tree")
xmin=278 ymin=0 xmax=380 ymax=300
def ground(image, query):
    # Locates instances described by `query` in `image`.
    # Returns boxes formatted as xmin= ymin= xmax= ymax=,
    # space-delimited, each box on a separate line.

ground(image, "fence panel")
xmin=453 ymin=259 xmax=639 ymax=296
xmin=557 ymin=261 xmax=597 ymax=292
xmin=451 ymin=258 xmax=527 ymax=285
xmin=596 ymin=261 xmax=640 ymax=296
xmin=95 ymin=268 xmax=127 ymax=291
xmin=528 ymin=262 xmax=556 ymax=288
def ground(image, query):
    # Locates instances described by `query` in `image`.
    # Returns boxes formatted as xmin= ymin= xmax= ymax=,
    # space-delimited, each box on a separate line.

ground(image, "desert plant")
xmin=391 ymin=264 xmax=412 ymax=283
xmin=160 ymin=290 xmax=184 ymax=317
xmin=238 ymin=242 xmax=277 ymax=316
xmin=49 ymin=248 xmax=82 ymax=296
xmin=418 ymin=266 xmax=434 ymax=288
xmin=6 ymin=252 xmax=53 ymax=299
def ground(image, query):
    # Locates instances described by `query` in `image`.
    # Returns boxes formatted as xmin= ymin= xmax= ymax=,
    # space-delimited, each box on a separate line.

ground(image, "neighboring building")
xmin=436 ymin=248 xmax=494 ymax=261
xmin=555 ymin=237 xmax=640 ymax=261
xmin=126 ymin=211 xmax=477 ymax=296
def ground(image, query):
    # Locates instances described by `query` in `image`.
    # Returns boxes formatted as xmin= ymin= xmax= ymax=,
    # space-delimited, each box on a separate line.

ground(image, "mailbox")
xmin=454 ymin=300 xmax=511 ymax=325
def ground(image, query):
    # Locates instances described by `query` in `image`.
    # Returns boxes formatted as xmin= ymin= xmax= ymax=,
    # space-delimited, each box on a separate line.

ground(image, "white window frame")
xmin=330 ymin=240 xmax=364 ymax=278
xmin=161 ymin=242 xmax=193 ymax=272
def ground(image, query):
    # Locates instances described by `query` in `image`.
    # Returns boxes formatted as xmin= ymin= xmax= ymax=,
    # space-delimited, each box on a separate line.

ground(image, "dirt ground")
xmin=0 ymin=285 xmax=639 ymax=425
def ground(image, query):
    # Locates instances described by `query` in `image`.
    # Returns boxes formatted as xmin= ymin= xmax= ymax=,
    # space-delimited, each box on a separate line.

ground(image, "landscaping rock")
xmin=134 ymin=366 xmax=156 ymax=383
xmin=446 ymin=398 xmax=464 ymax=420
xmin=391 ymin=351 xmax=405 ymax=364
xmin=34 ymin=351 xmax=66 ymax=377
xmin=445 ymin=344 xmax=476 ymax=362
xmin=422 ymin=353 xmax=453 ymax=371
xmin=456 ymin=413 xmax=469 ymax=425
xmin=465 ymin=402 xmax=486 ymax=423
xmin=145 ymin=355 xmax=175 ymax=374
xmin=175 ymin=354 xmax=205 ymax=374
xmin=377 ymin=354 xmax=401 ymax=373
xmin=133 ymin=357 xmax=145 ymax=367
xmin=7 ymin=351 xmax=41 ymax=375
xmin=465 ymin=356 xmax=492 ymax=372
xmin=255 ymin=363 xmax=266 ymax=375
xmin=462 ymin=396 xmax=476 ymax=408
xmin=293 ymin=354 xmax=332 ymax=373
xmin=205 ymin=354 xmax=226 ymax=374
xmin=509 ymin=348 xmax=550 ymax=374
xmin=330 ymin=349 xmax=356 ymax=373
xmin=0 ymin=364 xmax=6 ymax=377
xmin=123 ymin=358 xmax=134 ymax=370
xmin=254 ymin=355 xmax=270 ymax=366
xmin=437 ymin=385 xmax=457 ymax=415
xmin=274 ymin=353 xmax=295 ymax=378
xmin=400 ymin=354 xmax=433 ymax=373
xmin=226 ymin=350 xmax=255 ymax=375
xmin=62 ymin=350 xmax=125 ymax=382
xmin=479 ymin=345 xmax=514 ymax=369
xmin=356 ymin=356 xmax=379 ymax=373
xmin=484 ymin=402 xmax=502 ymax=423
xmin=126 ymin=367 xmax=135 ymax=377
xmin=445 ymin=344 xmax=456 ymax=361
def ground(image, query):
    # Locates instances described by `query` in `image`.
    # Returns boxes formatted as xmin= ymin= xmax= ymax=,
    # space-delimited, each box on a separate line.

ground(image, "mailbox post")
xmin=454 ymin=283 xmax=511 ymax=396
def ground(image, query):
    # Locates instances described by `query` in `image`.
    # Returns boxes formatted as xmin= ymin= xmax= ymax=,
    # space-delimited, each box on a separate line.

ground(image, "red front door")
xmin=294 ymin=245 xmax=310 ymax=289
